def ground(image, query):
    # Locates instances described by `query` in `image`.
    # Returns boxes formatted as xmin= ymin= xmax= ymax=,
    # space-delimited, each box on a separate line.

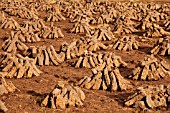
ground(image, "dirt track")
xmin=0 ymin=0 xmax=170 ymax=113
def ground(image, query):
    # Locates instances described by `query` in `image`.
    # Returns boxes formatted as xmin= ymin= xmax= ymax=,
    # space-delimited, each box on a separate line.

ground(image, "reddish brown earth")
xmin=1 ymin=1 xmax=170 ymax=113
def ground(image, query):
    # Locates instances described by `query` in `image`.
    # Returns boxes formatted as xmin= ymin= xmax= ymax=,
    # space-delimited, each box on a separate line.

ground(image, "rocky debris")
xmin=109 ymin=35 xmax=139 ymax=51
xmin=41 ymin=81 xmax=85 ymax=109
xmin=125 ymin=85 xmax=170 ymax=109
xmin=2 ymin=33 xmax=28 ymax=53
xmin=45 ymin=10 xmax=66 ymax=22
xmin=0 ymin=17 xmax=20 ymax=29
xmin=70 ymin=21 xmax=91 ymax=34
xmin=128 ymin=55 xmax=170 ymax=81
xmin=60 ymin=37 xmax=107 ymax=60
xmin=78 ymin=67 xmax=133 ymax=91
xmin=88 ymin=24 xmax=115 ymax=41
xmin=29 ymin=45 xmax=65 ymax=66
xmin=4 ymin=7 xmax=38 ymax=19
xmin=151 ymin=37 xmax=170 ymax=55
xmin=0 ymin=52 xmax=42 ymax=78
xmin=75 ymin=52 xmax=127 ymax=69
xmin=0 ymin=77 xmax=17 ymax=112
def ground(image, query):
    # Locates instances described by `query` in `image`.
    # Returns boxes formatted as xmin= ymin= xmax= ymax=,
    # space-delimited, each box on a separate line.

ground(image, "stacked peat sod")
xmin=143 ymin=24 xmax=170 ymax=37
xmin=21 ymin=19 xmax=46 ymax=33
xmin=60 ymin=38 xmax=107 ymax=60
xmin=76 ymin=49 xmax=132 ymax=91
xmin=112 ymin=5 xmax=142 ymax=35
xmin=4 ymin=6 xmax=38 ymax=19
xmin=151 ymin=37 xmax=170 ymax=55
xmin=75 ymin=52 xmax=127 ymax=69
xmin=36 ymin=2 xmax=54 ymax=12
xmin=140 ymin=11 xmax=170 ymax=37
xmin=128 ymin=55 xmax=170 ymax=81
xmin=2 ymin=32 xmax=29 ymax=53
xmin=0 ymin=11 xmax=6 ymax=21
xmin=70 ymin=20 xmax=91 ymax=34
xmin=10 ymin=30 xmax=41 ymax=43
xmin=0 ymin=17 xmax=20 ymax=29
xmin=103 ymin=2 xmax=170 ymax=37
xmin=108 ymin=35 xmax=139 ymax=51
xmin=78 ymin=66 xmax=133 ymax=91
xmin=87 ymin=24 xmax=115 ymax=41
xmin=69 ymin=13 xmax=92 ymax=23
xmin=165 ymin=21 xmax=170 ymax=31
xmin=45 ymin=8 xmax=66 ymax=22
xmin=125 ymin=85 xmax=170 ymax=109
xmin=0 ymin=0 xmax=170 ymax=112
xmin=65 ymin=7 xmax=93 ymax=23
xmin=0 ymin=99 xmax=7 ymax=112
xmin=0 ymin=52 xmax=42 ymax=78
xmin=29 ymin=45 xmax=65 ymax=66
xmin=39 ymin=23 xmax=64 ymax=39
xmin=21 ymin=20 xmax=64 ymax=39
xmin=0 ymin=1 xmax=24 ymax=11
xmin=25 ymin=1 xmax=40 ymax=9
xmin=0 ymin=77 xmax=16 ymax=96
xmin=90 ymin=14 xmax=114 ymax=25
xmin=0 ymin=77 xmax=17 ymax=112
xmin=113 ymin=19 xmax=138 ymax=35
xmin=41 ymin=81 xmax=85 ymax=109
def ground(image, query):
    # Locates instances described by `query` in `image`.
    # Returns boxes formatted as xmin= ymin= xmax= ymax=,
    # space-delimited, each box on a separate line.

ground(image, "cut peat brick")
xmin=78 ymin=67 xmax=133 ymax=91
xmin=151 ymin=37 xmax=170 ymax=56
xmin=41 ymin=81 xmax=85 ymax=109
xmin=129 ymin=55 xmax=170 ymax=81
xmin=125 ymin=85 xmax=170 ymax=109
xmin=0 ymin=52 xmax=42 ymax=78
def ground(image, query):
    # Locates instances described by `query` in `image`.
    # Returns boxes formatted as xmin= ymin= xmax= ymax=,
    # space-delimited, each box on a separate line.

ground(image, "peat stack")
xmin=41 ymin=81 xmax=85 ymax=109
